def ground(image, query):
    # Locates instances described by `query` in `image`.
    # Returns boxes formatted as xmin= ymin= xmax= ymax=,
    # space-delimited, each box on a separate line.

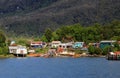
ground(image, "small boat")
xmin=107 ymin=51 xmax=120 ymax=60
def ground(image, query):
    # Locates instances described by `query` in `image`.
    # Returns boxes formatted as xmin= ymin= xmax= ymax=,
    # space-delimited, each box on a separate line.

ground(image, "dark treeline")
xmin=42 ymin=20 xmax=120 ymax=43
xmin=0 ymin=30 xmax=8 ymax=55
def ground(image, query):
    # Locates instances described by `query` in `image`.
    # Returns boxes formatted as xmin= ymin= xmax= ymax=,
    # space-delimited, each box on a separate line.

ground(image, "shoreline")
xmin=0 ymin=52 xmax=106 ymax=59
xmin=0 ymin=54 xmax=106 ymax=59
xmin=0 ymin=54 xmax=15 ymax=58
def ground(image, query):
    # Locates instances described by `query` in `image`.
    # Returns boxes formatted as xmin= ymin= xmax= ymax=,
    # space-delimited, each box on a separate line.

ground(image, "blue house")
xmin=73 ymin=42 xmax=84 ymax=48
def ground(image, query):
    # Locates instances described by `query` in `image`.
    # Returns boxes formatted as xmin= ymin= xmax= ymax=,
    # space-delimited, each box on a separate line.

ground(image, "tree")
xmin=0 ymin=31 xmax=6 ymax=47
xmin=51 ymin=32 xmax=59 ymax=41
xmin=2 ymin=46 xmax=9 ymax=55
xmin=41 ymin=35 xmax=48 ymax=42
xmin=102 ymin=46 xmax=113 ymax=55
xmin=113 ymin=42 xmax=120 ymax=51
xmin=17 ymin=39 xmax=28 ymax=46
xmin=44 ymin=28 xmax=52 ymax=42
xmin=0 ymin=31 xmax=8 ymax=55
xmin=0 ymin=47 xmax=2 ymax=54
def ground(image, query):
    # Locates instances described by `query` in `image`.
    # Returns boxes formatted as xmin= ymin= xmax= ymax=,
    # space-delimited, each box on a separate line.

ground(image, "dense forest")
xmin=42 ymin=20 xmax=120 ymax=43
xmin=0 ymin=0 xmax=119 ymax=36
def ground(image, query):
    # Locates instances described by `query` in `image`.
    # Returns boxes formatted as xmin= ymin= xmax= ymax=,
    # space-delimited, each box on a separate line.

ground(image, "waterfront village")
xmin=8 ymin=40 xmax=120 ymax=59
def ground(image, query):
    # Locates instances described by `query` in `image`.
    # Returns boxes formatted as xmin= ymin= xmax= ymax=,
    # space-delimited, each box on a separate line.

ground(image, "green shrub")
xmin=114 ymin=42 xmax=120 ymax=51
xmin=88 ymin=45 xmax=95 ymax=55
xmin=35 ymin=48 xmax=49 ymax=53
xmin=2 ymin=47 xmax=9 ymax=55
xmin=102 ymin=46 xmax=113 ymax=55
xmin=88 ymin=45 xmax=103 ymax=55
xmin=0 ymin=47 xmax=2 ymax=55
xmin=74 ymin=49 xmax=83 ymax=54
xmin=35 ymin=48 xmax=41 ymax=53
xmin=94 ymin=47 xmax=102 ymax=55
xmin=0 ymin=47 xmax=9 ymax=55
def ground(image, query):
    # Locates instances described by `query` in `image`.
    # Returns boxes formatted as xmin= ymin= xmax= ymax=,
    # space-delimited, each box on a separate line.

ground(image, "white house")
xmin=59 ymin=43 xmax=73 ymax=49
xmin=9 ymin=45 xmax=27 ymax=55
xmin=30 ymin=41 xmax=47 ymax=49
xmin=51 ymin=41 xmax=61 ymax=48
xmin=30 ymin=41 xmax=43 ymax=48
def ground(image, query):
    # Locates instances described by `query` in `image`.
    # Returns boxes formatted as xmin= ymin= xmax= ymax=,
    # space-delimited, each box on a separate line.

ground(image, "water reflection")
xmin=0 ymin=57 xmax=120 ymax=78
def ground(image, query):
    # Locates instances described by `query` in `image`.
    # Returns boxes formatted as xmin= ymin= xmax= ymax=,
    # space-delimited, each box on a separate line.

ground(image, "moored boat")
xmin=107 ymin=51 xmax=120 ymax=60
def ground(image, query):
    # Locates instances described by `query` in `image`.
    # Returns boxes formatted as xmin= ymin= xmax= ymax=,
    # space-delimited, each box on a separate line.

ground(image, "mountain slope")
xmin=0 ymin=0 xmax=57 ymax=15
xmin=0 ymin=0 xmax=120 ymax=36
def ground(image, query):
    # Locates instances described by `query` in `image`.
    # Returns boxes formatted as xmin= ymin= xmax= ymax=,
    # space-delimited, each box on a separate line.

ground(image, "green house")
xmin=99 ymin=40 xmax=116 ymax=49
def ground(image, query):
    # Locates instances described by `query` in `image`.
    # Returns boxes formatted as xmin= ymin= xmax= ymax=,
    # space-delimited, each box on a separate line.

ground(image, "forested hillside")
xmin=42 ymin=20 xmax=120 ymax=43
xmin=0 ymin=0 xmax=119 ymax=37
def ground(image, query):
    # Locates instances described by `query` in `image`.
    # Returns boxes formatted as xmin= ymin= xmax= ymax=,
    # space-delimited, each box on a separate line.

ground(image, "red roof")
xmin=52 ymin=41 xmax=61 ymax=44
xmin=114 ymin=51 xmax=120 ymax=55
xmin=31 ymin=41 xmax=42 ymax=44
xmin=10 ymin=44 xmax=17 ymax=46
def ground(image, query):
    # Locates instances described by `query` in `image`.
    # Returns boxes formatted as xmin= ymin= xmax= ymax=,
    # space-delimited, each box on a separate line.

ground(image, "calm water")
xmin=0 ymin=57 xmax=120 ymax=78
